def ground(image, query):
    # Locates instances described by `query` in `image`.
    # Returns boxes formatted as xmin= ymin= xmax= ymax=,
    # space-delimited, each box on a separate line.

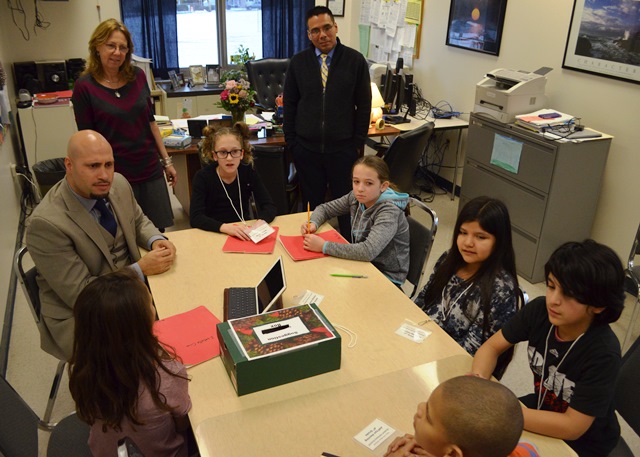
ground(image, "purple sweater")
xmin=71 ymin=67 xmax=163 ymax=183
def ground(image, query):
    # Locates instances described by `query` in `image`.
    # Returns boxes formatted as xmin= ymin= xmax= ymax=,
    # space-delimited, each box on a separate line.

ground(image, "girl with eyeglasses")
xmin=190 ymin=122 xmax=277 ymax=239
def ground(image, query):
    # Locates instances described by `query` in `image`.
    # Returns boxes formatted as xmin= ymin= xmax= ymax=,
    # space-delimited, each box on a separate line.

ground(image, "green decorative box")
xmin=216 ymin=303 xmax=341 ymax=396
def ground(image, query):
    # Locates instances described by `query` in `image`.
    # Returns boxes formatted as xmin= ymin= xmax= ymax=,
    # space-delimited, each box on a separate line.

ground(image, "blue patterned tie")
xmin=94 ymin=198 xmax=117 ymax=237
xmin=320 ymin=54 xmax=328 ymax=91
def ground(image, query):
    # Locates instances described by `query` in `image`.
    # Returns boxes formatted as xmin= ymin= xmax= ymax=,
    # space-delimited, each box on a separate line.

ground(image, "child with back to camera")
xmin=415 ymin=197 xmax=519 ymax=376
xmin=69 ymin=270 xmax=191 ymax=457
xmin=190 ymin=122 xmax=277 ymax=239
xmin=301 ymin=155 xmax=409 ymax=285
xmin=471 ymin=239 xmax=626 ymax=457
xmin=384 ymin=375 xmax=539 ymax=457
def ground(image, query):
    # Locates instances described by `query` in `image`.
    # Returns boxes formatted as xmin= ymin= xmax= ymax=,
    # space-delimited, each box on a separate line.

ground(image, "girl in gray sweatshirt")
xmin=301 ymin=156 xmax=410 ymax=285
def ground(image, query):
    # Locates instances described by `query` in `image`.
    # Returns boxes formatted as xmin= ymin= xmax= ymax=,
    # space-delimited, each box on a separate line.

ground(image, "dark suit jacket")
xmin=26 ymin=173 xmax=160 ymax=360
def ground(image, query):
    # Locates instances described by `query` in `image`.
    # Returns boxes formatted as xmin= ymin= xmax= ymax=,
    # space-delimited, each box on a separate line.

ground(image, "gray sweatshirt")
xmin=311 ymin=189 xmax=410 ymax=284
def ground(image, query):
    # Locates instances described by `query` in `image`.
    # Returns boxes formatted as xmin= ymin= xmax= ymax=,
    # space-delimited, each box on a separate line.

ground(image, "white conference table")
xmin=148 ymin=213 xmax=575 ymax=456
xmin=195 ymin=354 xmax=578 ymax=457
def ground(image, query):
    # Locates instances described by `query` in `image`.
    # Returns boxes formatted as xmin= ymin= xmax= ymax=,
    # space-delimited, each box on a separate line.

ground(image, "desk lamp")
xmin=370 ymin=83 xmax=385 ymax=129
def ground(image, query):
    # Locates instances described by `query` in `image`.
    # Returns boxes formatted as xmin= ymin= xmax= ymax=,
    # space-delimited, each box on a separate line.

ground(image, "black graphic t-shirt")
xmin=502 ymin=297 xmax=621 ymax=457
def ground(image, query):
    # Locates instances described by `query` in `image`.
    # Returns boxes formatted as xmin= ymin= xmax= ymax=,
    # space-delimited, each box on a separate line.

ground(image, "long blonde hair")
xmin=83 ymin=18 xmax=136 ymax=82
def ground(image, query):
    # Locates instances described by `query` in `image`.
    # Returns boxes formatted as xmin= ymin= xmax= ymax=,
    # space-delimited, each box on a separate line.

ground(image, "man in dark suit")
xmin=284 ymin=6 xmax=371 ymax=237
xmin=26 ymin=130 xmax=176 ymax=361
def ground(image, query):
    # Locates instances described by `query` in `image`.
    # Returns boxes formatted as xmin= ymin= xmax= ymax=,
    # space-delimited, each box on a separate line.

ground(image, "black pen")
xmin=321 ymin=453 xmax=341 ymax=457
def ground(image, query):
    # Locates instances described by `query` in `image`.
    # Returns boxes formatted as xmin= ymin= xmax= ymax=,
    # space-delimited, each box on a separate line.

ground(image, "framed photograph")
xmin=563 ymin=0 xmax=640 ymax=85
xmin=445 ymin=0 xmax=508 ymax=56
xmin=326 ymin=0 xmax=345 ymax=17
xmin=206 ymin=64 xmax=220 ymax=85
xmin=189 ymin=65 xmax=206 ymax=85
xmin=168 ymin=70 xmax=181 ymax=91
xmin=177 ymin=73 xmax=186 ymax=86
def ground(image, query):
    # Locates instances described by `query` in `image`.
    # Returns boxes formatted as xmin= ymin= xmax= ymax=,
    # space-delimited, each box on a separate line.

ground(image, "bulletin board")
xmin=358 ymin=0 xmax=425 ymax=66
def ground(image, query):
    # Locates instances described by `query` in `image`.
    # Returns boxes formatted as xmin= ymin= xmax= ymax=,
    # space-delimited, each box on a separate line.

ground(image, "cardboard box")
xmin=216 ymin=303 xmax=341 ymax=396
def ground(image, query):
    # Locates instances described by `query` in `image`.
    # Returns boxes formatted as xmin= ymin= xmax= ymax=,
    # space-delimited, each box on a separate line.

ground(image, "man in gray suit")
xmin=26 ymin=130 xmax=176 ymax=361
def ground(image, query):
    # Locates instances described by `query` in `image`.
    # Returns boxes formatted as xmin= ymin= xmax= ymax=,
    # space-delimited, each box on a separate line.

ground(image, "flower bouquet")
xmin=217 ymin=78 xmax=256 ymax=123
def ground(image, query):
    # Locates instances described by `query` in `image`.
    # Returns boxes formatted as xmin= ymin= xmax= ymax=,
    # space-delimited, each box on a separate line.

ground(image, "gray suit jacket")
xmin=25 ymin=173 xmax=160 ymax=360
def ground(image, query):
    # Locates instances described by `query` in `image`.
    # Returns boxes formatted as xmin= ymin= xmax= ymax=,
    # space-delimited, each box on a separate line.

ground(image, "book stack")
xmin=514 ymin=109 xmax=575 ymax=133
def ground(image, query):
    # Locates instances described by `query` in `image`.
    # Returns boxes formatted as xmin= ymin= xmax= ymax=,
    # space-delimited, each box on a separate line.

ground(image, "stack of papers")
xmin=515 ymin=109 xmax=575 ymax=133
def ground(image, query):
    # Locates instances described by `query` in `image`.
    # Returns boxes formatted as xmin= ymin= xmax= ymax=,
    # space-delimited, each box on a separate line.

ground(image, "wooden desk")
xmin=167 ymin=125 xmax=402 ymax=214
xmin=148 ymin=213 xmax=466 ymax=429
xmin=195 ymin=354 xmax=578 ymax=457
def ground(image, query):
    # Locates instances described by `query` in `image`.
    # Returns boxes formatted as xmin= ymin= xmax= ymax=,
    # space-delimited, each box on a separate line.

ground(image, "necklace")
xmin=103 ymin=76 xmax=121 ymax=98
xmin=441 ymin=281 xmax=474 ymax=321
xmin=536 ymin=325 xmax=584 ymax=410
xmin=216 ymin=167 xmax=245 ymax=224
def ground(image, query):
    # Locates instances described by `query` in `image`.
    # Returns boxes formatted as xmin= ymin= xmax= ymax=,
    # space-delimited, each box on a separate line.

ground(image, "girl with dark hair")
xmin=471 ymin=239 xmax=626 ymax=457
xmin=190 ymin=121 xmax=277 ymax=239
xmin=301 ymin=155 xmax=410 ymax=285
xmin=69 ymin=270 xmax=191 ymax=457
xmin=415 ymin=196 xmax=519 ymax=356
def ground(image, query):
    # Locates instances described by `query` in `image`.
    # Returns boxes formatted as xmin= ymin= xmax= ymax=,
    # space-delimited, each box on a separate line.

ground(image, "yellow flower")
xmin=229 ymin=93 xmax=239 ymax=104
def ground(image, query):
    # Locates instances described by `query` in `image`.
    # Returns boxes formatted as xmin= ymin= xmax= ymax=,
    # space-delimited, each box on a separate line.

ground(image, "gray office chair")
xmin=622 ymin=222 xmax=640 ymax=352
xmin=0 ymin=375 xmax=91 ymax=457
xmin=245 ymin=58 xmax=289 ymax=112
xmin=406 ymin=197 xmax=438 ymax=300
xmin=383 ymin=122 xmax=435 ymax=194
xmin=14 ymin=245 xmax=67 ymax=430
xmin=609 ymin=334 xmax=640 ymax=456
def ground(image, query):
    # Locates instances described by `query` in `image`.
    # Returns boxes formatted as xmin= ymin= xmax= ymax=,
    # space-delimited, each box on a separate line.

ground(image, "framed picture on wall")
xmin=326 ymin=0 xmax=345 ymax=17
xmin=563 ymin=0 xmax=640 ymax=85
xmin=445 ymin=0 xmax=508 ymax=56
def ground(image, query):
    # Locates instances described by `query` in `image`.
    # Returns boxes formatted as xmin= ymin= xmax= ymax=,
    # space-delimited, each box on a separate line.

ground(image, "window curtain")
xmin=262 ymin=0 xmax=315 ymax=58
xmin=120 ymin=0 xmax=179 ymax=75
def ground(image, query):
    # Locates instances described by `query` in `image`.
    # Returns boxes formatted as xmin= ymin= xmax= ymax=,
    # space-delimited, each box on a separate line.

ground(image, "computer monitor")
xmin=382 ymin=67 xmax=401 ymax=112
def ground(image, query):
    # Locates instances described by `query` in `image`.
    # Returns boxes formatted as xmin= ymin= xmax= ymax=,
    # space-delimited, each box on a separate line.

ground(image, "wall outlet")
xmin=10 ymin=163 xmax=17 ymax=180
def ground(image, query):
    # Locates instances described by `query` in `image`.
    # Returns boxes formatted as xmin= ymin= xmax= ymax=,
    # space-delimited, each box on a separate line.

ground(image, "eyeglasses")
xmin=308 ymin=24 xmax=335 ymax=37
xmin=214 ymin=149 xmax=243 ymax=159
xmin=104 ymin=43 xmax=129 ymax=53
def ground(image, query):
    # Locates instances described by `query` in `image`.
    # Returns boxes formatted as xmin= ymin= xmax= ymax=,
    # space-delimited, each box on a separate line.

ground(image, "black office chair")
xmin=13 ymin=245 xmax=67 ymax=430
xmin=609 ymin=334 xmax=640 ymax=456
xmin=622 ymin=222 xmax=640 ymax=352
xmin=406 ymin=197 xmax=438 ymax=300
xmin=253 ymin=146 xmax=290 ymax=216
xmin=245 ymin=58 xmax=289 ymax=112
xmin=383 ymin=122 xmax=435 ymax=194
xmin=0 ymin=375 xmax=91 ymax=457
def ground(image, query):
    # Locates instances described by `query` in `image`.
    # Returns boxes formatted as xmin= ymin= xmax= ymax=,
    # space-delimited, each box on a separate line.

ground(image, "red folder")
xmin=222 ymin=226 xmax=279 ymax=254
xmin=153 ymin=306 xmax=221 ymax=367
xmin=278 ymin=229 xmax=348 ymax=261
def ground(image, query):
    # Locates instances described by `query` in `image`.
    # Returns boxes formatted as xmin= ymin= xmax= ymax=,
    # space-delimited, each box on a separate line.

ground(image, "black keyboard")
xmin=384 ymin=115 xmax=410 ymax=125
xmin=226 ymin=287 xmax=257 ymax=319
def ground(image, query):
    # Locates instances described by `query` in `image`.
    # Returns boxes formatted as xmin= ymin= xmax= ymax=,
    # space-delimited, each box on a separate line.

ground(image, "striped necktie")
xmin=320 ymin=54 xmax=328 ymax=90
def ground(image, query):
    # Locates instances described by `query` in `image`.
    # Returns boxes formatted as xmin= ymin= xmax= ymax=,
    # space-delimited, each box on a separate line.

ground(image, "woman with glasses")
xmin=190 ymin=122 xmax=277 ymax=239
xmin=71 ymin=18 xmax=176 ymax=232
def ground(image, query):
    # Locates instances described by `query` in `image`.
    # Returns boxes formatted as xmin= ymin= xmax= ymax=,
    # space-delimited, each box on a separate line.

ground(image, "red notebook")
xmin=278 ymin=229 xmax=348 ymax=261
xmin=153 ymin=306 xmax=221 ymax=367
xmin=222 ymin=226 xmax=279 ymax=254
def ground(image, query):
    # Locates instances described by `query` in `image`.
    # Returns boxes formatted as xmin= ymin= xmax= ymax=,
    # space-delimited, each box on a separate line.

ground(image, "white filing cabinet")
xmin=165 ymin=94 xmax=225 ymax=118
xmin=461 ymin=113 xmax=612 ymax=283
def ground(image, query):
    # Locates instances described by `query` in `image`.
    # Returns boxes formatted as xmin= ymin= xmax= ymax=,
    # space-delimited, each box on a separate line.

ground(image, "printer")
xmin=474 ymin=67 xmax=551 ymax=123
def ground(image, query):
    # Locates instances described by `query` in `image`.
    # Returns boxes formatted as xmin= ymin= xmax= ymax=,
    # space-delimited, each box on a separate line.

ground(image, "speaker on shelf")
xmin=36 ymin=61 xmax=68 ymax=93
xmin=66 ymin=58 xmax=86 ymax=86
xmin=13 ymin=61 xmax=42 ymax=97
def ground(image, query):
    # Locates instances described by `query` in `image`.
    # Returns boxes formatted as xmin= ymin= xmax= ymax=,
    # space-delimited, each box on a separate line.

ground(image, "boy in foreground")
xmin=384 ymin=375 xmax=537 ymax=457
